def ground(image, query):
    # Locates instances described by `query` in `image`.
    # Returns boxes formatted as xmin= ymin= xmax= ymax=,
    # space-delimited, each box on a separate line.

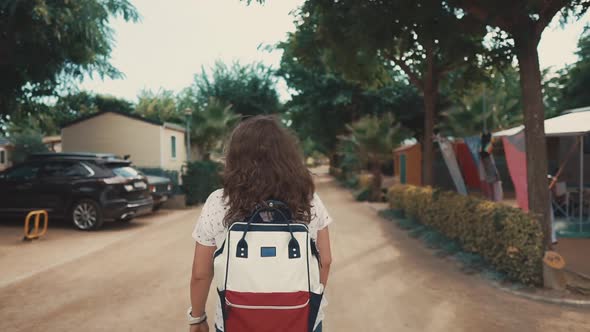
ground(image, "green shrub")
xmin=329 ymin=166 xmax=342 ymax=178
xmin=182 ymin=160 xmax=223 ymax=205
xmin=11 ymin=130 xmax=48 ymax=164
xmin=387 ymin=185 xmax=544 ymax=286
xmin=137 ymin=167 xmax=180 ymax=194
xmin=353 ymin=187 xmax=370 ymax=201
xmin=343 ymin=174 xmax=359 ymax=189
xmin=334 ymin=138 xmax=361 ymax=181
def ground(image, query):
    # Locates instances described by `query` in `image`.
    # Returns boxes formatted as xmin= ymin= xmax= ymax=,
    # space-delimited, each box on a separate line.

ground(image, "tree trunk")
xmin=515 ymin=36 xmax=552 ymax=249
xmin=370 ymin=159 xmax=383 ymax=202
xmin=422 ymin=82 xmax=437 ymax=187
xmin=329 ymin=150 xmax=338 ymax=168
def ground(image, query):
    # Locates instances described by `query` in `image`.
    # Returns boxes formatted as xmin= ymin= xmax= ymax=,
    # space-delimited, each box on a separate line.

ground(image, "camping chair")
xmin=569 ymin=188 xmax=590 ymax=222
xmin=551 ymin=181 xmax=570 ymax=219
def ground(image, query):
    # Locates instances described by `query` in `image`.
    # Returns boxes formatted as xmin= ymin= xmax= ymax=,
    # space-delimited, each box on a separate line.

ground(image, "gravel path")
xmin=0 ymin=173 xmax=588 ymax=331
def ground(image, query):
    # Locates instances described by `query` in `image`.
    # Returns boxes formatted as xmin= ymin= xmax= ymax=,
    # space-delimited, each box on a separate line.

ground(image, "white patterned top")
xmin=192 ymin=189 xmax=333 ymax=331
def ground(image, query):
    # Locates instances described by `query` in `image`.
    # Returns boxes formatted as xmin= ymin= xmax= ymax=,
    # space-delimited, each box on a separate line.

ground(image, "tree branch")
xmin=535 ymin=0 xmax=569 ymax=39
xmin=438 ymin=61 xmax=463 ymax=79
xmin=425 ymin=40 xmax=436 ymax=91
xmin=456 ymin=0 xmax=516 ymax=33
xmin=394 ymin=58 xmax=424 ymax=92
xmin=383 ymin=50 xmax=424 ymax=92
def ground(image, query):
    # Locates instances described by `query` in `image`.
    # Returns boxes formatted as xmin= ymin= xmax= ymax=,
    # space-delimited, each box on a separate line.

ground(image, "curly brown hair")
xmin=222 ymin=115 xmax=315 ymax=225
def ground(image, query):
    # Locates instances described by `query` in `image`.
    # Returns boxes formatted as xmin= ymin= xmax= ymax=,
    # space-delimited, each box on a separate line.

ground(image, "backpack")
xmin=213 ymin=200 xmax=323 ymax=332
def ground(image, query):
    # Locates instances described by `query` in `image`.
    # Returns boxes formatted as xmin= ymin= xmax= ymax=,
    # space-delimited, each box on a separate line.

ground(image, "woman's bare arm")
xmin=316 ymin=226 xmax=332 ymax=286
xmin=190 ymin=243 xmax=216 ymax=319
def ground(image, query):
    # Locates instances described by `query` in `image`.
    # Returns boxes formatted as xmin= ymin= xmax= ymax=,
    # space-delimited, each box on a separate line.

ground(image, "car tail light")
xmin=149 ymin=185 xmax=156 ymax=193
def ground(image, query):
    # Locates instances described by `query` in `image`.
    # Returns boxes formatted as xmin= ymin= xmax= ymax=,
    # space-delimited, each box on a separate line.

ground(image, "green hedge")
xmin=387 ymin=185 xmax=544 ymax=286
xmin=182 ymin=160 xmax=223 ymax=205
xmin=137 ymin=167 xmax=180 ymax=194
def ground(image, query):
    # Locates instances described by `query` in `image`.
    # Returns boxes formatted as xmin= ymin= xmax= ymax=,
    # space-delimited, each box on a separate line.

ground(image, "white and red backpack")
xmin=213 ymin=201 xmax=323 ymax=332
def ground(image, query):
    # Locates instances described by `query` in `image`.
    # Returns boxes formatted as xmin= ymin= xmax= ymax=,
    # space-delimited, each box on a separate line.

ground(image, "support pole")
xmin=483 ymin=86 xmax=487 ymax=133
xmin=184 ymin=108 xmax=192 ymax=163
xmin=580 ymin=135 xmax=584 ymax=233
xmin=187 ymin=120 xmax=191 ymax=162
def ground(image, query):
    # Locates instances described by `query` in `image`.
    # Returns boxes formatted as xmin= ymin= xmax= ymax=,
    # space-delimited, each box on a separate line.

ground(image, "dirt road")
xmin=1 ymin=174 xmax=589 ymax=332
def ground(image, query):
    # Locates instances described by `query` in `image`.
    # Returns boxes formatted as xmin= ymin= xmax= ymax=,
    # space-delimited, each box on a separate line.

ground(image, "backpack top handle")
xmin=235 ymin=200 xmax=301 ymax=259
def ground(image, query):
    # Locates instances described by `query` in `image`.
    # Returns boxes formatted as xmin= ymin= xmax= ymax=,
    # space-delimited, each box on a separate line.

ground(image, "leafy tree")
xmin=440 ymin=66 xmax=523 ymax=136
xmin=135 ymin=89 xmax=181 ymax=123
xmin=93 ymin=94 xmax=134 ymax=114
xmin=450 ymin=0 xmax=590 ymax=247
xmin=277 ymin=30 xmax=424 ymax=161
xmin=1 ymin=91 xmax=134 ymax=136
xmin=333 ymin=136 xmax=362 ymax=184
xmin=53 ymin=91 xmax=133 ymax=130
xmin=189 ymin=97 xmax=240 ymax=160
xmin=279 ymin=50 xmax=363 ymax=157
xmin=9 ymin=129 xmax=48 ymax=164
xmin=179 ymin=61 xmax=281 ymax=117
xmin=53 ymin=91 xmax=102 ymax=122
xmin=287 ymin=0 xmax=487 ymax=186
xmin=341 ymin=113 xmax=406 ymax=201
xmin=1 ymin=100 xmax=53 ymax=136
xmin=300 ymin=137 xmax=314 ymax=157
xmin=0 ymin=0 xmax=139 ymax=116
xmin=545 ymin=25 xmax=590 ymax=113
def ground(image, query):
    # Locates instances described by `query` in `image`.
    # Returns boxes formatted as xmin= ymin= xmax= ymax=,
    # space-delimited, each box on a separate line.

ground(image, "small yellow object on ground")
xmin=543 ymin=251 xmax=566 ymax=270
xmin=23 ymin=210 xmax=48 ymax=241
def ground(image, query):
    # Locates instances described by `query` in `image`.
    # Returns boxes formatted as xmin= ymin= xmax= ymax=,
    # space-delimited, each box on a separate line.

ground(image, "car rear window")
xmin=108 ymin=164 xmax=141 ymax=178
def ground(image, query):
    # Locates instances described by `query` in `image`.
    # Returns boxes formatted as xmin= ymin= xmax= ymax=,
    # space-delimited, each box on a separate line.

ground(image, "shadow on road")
xmin=0 ymin=210 xmax=173 ymax=242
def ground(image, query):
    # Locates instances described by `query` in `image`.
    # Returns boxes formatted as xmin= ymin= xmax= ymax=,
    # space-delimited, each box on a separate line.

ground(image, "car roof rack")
xmin=27 ymin=152 xmax=129 ymax=163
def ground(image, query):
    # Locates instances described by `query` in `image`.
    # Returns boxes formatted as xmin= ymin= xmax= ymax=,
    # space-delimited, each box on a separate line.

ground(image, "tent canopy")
xmin=491 ymin=107 xmax=589 ymax=225
xmin=493 ymin=109 xmax=590 ymax=138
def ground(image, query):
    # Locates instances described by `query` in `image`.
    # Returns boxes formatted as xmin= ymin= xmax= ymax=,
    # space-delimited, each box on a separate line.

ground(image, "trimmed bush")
xmin=353 ymin=187 xmax=370 ymax=201
xmin=387 ymin=185 xmax=544 ymax=286
xmin=343 ymin=175 xmax=359 ymax=189
xmin=357 ymin=173 xmax=373 ymax=189
xmin=182 ymin=160 xmax=223 ymax=205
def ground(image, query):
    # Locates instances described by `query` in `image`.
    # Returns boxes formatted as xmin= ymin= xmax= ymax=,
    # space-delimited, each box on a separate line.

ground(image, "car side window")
xmin=41 ymin=162 xmax=91 ymax=178
xmin=64 ymin=163 xmax=91 ymax=177
xmin=41 ymin=162 xmax=67 ymax=177
xmin=4 ymin=164 xmax=40 ymax=181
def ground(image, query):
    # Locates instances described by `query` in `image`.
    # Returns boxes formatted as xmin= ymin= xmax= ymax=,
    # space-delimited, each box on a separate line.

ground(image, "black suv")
xmin=0 ymin=153 xmax=153 ymax=230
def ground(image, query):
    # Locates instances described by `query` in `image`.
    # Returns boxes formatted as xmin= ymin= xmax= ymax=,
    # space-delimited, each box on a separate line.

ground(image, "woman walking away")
xmin=188 ymin=115 xmax=333 ymax=332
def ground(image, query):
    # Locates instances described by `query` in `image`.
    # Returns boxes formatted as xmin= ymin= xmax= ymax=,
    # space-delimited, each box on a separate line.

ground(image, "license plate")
xmin=134 ymin=181 xmax=147 ymax=189
xmin=160 ymin=196 xmax=168 ymax=202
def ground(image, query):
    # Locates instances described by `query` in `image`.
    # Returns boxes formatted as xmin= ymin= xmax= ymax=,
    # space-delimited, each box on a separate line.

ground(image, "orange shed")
xmin=393 ymin=143 xmax=422 ymax=186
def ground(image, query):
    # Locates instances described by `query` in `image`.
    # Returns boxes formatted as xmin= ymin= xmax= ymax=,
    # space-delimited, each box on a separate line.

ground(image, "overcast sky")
xmin=80 ymin=0 xmax=590 ymax=102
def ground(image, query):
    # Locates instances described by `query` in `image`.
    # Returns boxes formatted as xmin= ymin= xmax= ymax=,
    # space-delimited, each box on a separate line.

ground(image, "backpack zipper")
xmin=225 ymin=299 xmax=309 ymax=310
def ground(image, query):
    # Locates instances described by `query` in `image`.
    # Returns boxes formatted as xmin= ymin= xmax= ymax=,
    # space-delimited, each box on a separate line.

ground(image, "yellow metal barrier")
xmin=23 ymin=210 xmax=48 ymax=240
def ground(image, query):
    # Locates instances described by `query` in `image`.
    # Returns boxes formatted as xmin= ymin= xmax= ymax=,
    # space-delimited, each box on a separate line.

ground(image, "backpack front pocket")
xmin=224 ymin=291 xmax=310 ymax=332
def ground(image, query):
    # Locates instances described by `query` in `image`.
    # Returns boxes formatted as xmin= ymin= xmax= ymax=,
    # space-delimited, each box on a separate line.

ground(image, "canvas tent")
xmin=493 ymin=108 xmax=590 ymax=227
xmin=494 ymin=109 xmax=590 ymax=138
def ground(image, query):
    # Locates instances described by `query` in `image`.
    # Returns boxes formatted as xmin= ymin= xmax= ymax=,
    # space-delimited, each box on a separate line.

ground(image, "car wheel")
xmin=71 ymin=199 xmax=104 ymax=230
xmin=119 ymin=216 xmax=134 ymax=223
xmin=152 ymin=203 xmax=162 ymax=212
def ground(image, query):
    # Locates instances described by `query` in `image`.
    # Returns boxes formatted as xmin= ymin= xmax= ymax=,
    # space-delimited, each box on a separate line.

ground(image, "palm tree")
xmin=135 ymin=89 xmax=180 ymax=123
xmin=191 ymin=97 xmax=240 ymax=160
xmin=342 ymin=113 xmax=406 ymax=201
xmin=439 ymin=67 xmax=523 ymax=137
